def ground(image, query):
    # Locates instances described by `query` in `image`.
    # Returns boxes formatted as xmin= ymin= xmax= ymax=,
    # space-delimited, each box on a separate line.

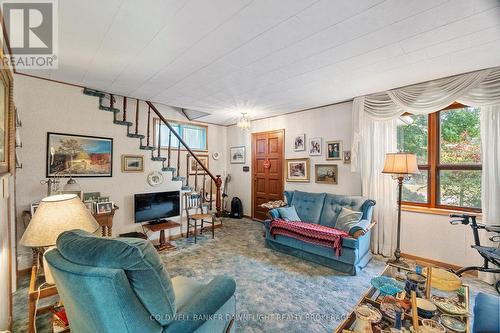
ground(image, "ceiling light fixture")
xmin=237 ymin=113 xmax=251 ymax=130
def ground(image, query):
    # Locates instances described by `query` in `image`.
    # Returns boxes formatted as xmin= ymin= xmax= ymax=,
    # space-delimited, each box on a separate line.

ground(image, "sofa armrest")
xmin=163 ymin=276 xmax=236 ymax=333
xmin=349 ymin=219 xmax=377 ymax=239
xmin=268 ymin=208 xmax=281 ymax=219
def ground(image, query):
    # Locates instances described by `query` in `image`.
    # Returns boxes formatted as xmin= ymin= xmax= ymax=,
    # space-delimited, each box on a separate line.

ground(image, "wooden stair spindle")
xmin=167 ymin=128 xmax=172 ymax=167
xmin=122 ymin=96 xmax=127 ymax=121
xmin=157 ymin=120 xmax=161 ymax=157
xmin=209 ymin=179 xmax=213 ymax=211
xmin=202 ymin=173 xmax=206 ymax=205
xmin=110 ymin=94 xmax=114 ymax=108
xmin=185 ymin=152 xmax=189 ymax=187
xmin=194 ymin=160 xmax=198 ymax=191
xmin=146 ymin=105 xmax=151 ymax=146
xmin=176 ymin=138 xmax=180 ymax=177
xmin=135 ymin=99 xmax=139 ymax=134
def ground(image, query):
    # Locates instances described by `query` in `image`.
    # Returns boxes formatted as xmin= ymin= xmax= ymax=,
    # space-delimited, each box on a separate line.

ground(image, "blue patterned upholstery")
xmin=265 ymin=190 xmax=376 ymax=275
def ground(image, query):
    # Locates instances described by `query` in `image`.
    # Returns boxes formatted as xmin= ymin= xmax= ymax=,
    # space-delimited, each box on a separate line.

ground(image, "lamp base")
xmin=387 ymin=257 xmax=410 ymax=268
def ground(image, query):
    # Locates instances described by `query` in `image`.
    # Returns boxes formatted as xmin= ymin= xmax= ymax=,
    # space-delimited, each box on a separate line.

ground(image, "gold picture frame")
xmin=187 ymin=154 xmax=209 ymax=175
xmin=315 ymin=164 xmax=338 ymax=184
xmin=121 ymin=154 xmax=144 ymax=173
xmin=286 ymin=158 xmax=310 ymax=182
xmin=326 ymin=140 xmax=343 ymax=160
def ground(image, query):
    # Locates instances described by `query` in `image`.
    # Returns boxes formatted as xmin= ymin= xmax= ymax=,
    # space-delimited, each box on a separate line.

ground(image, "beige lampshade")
xmin=20 ymin=194 xmax=99 ymax=247
xmin=382 ymin=153 xmax=420 ymax=175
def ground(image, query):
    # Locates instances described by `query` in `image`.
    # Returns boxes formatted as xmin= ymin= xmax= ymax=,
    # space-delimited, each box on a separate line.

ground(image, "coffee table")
xmin=334 ymin=263 xmax=470 ymax=333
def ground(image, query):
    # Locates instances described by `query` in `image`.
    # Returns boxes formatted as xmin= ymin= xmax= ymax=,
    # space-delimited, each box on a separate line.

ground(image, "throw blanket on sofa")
xmin=269 ymin=219 xmax=348 ymax=256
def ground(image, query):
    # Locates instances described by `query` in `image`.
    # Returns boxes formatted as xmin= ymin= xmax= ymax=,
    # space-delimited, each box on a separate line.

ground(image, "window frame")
xmin=153 ymin=118 xmax=209 ymax=152
xmin=401 ymin=103 xmax=482 ymax=212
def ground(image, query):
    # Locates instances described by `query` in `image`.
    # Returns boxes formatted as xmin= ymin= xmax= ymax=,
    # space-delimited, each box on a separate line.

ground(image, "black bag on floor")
xmin=230 ymin=197 xmax=243 ymax=219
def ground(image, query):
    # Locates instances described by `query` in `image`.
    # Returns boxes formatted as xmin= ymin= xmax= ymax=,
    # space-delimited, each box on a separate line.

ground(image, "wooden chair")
xmin=184 ymin=191 xmax=214 ymax=243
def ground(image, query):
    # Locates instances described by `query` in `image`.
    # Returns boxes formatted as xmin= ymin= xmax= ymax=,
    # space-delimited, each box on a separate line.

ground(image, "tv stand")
xmin=143 ymin=220 xmax=181 ymax=252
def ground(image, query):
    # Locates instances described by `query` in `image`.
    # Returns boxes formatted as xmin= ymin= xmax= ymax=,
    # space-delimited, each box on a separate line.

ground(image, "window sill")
xmin=401 ymin=205 xmax=482 ymax=219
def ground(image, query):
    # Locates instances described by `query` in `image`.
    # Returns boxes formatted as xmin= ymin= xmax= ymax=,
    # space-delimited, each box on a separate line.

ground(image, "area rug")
xmin=12 ymin=218 xmax=496 ymax=333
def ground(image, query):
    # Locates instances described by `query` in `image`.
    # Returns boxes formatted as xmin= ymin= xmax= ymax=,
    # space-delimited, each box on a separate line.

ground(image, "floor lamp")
xmin=382 ymin=152 xmax=420 ymax=268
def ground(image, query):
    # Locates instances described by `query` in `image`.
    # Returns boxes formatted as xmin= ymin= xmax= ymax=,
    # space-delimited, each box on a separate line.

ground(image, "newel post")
xmin=215 ymin=175 xmax=223 ymax=217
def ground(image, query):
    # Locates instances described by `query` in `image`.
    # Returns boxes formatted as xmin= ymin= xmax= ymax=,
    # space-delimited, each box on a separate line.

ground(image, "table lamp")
xmin=382 ymin=152 xmax=420 ymax=267
xmin=20 ymin=194 xmax=99 ymax=283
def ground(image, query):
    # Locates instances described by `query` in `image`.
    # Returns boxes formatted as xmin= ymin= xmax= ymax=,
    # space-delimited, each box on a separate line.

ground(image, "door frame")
xmin=251 ymin=129 xmax=285 ymax=221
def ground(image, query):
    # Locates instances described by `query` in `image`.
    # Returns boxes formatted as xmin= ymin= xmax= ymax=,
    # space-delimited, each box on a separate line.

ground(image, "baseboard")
xmin=401 ymin=253 xmax=478 ymax=277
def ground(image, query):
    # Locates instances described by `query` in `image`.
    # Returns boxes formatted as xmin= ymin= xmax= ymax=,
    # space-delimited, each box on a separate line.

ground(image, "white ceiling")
xmin=19 ymin=0 xmax=500 ymax=125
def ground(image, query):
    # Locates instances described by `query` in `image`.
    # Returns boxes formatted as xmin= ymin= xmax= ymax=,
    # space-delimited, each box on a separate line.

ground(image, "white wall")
xmin=226 ymin=102 xmax=361 ymax=217
xmin=14 ymin=74 xmax=227 ymax=268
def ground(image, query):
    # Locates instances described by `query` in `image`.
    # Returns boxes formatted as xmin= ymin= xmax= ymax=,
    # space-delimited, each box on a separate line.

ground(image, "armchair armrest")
xmin=163 ymin=276 xmax=236 ymax=333
xmin=267 ymin=208 xmax=281 ymax=219
xmin=349 ymin=219 xmax=377 ymax=239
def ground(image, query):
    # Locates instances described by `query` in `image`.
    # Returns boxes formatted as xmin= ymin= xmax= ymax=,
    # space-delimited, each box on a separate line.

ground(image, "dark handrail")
xmin=146 ymin=101 xmax=216 ymax=182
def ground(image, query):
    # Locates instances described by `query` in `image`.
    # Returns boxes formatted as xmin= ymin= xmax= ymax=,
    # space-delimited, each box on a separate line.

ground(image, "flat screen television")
xmin=134 ymin=190 xmax=180 ymax=223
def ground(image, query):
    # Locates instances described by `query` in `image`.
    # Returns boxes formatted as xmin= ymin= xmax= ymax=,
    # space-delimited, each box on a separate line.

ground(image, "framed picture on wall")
xmin=343 ymin=150 xmax=351 ymax=164
xmin=229 ymin=146 xmax=246 ymax=164
xmin=315 ymin=164 xmax=338 ymax=184
xmin=308 ymin=137 xmax=322 ymax=156
xmin=0 ymin=69 xmax=10 ymax=174
xmin=286 ymin=158 xmax=310 ymax=182
xmin=46 ymin=132 xmax=113 ymax=177
xmin=326 ymin=140 xmax=342 ymax=160
xmin=187 ymin=154 xmax=209 ymax=175
xmin=121 ymin=154 xmax=144 ymax=172
xmin=293 ymin=134 xmax=305 ymax=151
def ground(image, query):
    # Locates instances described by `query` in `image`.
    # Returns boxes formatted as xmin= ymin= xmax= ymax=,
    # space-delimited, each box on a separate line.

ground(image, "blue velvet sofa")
xmin=45 ymin=230 xmax=236 ymax=333
xmin=264 ymin=190 xmax=376 ymax=275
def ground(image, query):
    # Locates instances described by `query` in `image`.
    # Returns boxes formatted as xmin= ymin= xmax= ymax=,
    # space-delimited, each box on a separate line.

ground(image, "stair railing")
xmin=146 ymin=101 xmax=223 ymax=217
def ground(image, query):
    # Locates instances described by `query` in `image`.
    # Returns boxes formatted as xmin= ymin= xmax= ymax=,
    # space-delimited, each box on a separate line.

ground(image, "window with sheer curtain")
xmin=154 ymin=119 xmax=207 ymax=151
xmin=397 ymin=104 xmax=482 ymax=211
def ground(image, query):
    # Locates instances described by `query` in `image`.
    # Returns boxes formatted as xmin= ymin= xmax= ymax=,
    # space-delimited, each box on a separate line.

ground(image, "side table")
xmin=93 ymin=206 xmax=118 ymax=236
xmin=143 ymin=220 xmax=181 ymax=252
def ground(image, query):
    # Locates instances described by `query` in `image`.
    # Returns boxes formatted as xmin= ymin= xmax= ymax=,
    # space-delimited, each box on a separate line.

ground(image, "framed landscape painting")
xmin=315 ymin=164 xmax=338 ymax=184
xmin=46 ymin=132 xmax=113 ymax=177
xmin=121 ymin=154 xmax=144 ymax=172
xmin=286 ymin=158 xmax=310 ymax=182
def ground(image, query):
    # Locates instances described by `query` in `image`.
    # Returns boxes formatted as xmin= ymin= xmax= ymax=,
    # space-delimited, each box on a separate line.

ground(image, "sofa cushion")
xmin=319 ymin=194 xmax=366 ymax=227
xmin=335 ymin=208 xmax=363 ymax=233
xmin=277 ymin=206 xmax=301 ymax=221
xmin=289 ymin=191 xmax=326 ymax=224
xmin=473 ymin=292 xmax=499 ymax=333
xmin=57 ymin=229 xmax=176 ymax=326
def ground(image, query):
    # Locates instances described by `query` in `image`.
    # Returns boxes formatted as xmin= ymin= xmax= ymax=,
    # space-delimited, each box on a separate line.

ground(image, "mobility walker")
xmin=449 ymin=213 xmax=500 ymax=294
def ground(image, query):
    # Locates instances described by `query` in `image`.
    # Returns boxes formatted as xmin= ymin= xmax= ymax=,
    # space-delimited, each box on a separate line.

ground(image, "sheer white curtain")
xmin=351 ymin=66 xmax=500 ymax=273
xmin=480 ymin=105 xmax=500 ymax=283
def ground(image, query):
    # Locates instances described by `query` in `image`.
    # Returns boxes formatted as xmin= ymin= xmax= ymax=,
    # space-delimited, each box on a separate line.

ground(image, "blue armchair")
xmin=44 ymin=230 xmax=236 ymax=333
xmin=264 ymin=190 xmax=376 ymax=275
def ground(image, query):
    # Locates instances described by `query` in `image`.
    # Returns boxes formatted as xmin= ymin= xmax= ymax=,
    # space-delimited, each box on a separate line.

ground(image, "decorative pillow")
xmin=277 ymin=206 xmax=301 ymax=221
xmin=335 ymin=207 xmax=363 ymax=233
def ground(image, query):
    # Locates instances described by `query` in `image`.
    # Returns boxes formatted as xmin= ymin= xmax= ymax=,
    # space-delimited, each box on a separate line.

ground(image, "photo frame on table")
xmin=326 ymin=140 xmax=342 ymax=160
xmin=83 ymin=192 xmax=100 ymax=202
xmin=229 ymin=146 xmax=246 ymax=164
xmin=293 ymin=134 xmax=305 ymax=152
xmin=46 ymin=132 xmax=113 ymax=177
xmin=84 ymin=201 xmax=94 ymax=213
xmin=308 ymin=137 xmax=322 ymax=156
xmin=60 ymin=190 xmax=84 ymax=200
xmin=187 ymin=154 xmax=209 ymax=175
xmin=286 ymin=158 xmax=310 ymax=182
xmin=315 ymin=164 xmax=338 ymax=184
xmin=30 ymin=203 xmax=39 ymax=216
xmin=96 ymin=201 xmax=114 ymax=214
xmin=121 ymin=154 xmax=144 ymax=173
